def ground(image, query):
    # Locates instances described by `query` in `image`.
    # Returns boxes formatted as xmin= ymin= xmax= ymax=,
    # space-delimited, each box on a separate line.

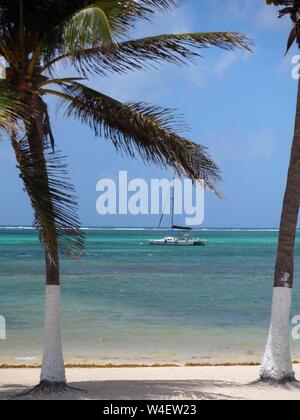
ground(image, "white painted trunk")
xmin=260 ymin=287 xmax=295 ymax=382
xmin=40 ymin=285 xmax=66 ymax=383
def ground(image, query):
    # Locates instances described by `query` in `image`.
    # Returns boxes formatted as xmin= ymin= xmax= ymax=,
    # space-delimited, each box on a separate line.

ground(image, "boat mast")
xmin=158 ymin=175 xmax=176 ymax=230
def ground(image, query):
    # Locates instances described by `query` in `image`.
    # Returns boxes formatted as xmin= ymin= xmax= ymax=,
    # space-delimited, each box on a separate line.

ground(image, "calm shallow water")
xmin=0 ymin=227 xmax=300 ymax=364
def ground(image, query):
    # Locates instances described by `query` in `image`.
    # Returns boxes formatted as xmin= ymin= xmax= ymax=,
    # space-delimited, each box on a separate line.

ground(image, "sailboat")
xmin=149 ymin=180 xmax=207 ymax=246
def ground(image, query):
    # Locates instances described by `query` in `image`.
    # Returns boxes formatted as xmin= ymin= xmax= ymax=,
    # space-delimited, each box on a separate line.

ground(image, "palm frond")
xmin=10 ymin=95 xmax=84 ymax=259
xmin=0 ymin=1 xmax=178 ymax=67
xmin=0 ymin=0 xmax=178 ymax=33
xmin=12 ymin=134 xmax=85 ymax=259
xmin=88 ymin=0 xmax=148 ymax=38
xmin=0 ymin=80 xmax=25 ymax=132
xmin=266 ymin=0 xmax=300 ymax=51
xmin=84 ymin=0 xmax=178 ymax=38
xmin=63 ymin=3 xmax=114 ymax=53
xmin=49 ymin=32 xmax=251 ymax=76
xmin=44 ymin=82 xmax=221 ymax=193
xmin=286 ymin=25 xmax=297 ymax=54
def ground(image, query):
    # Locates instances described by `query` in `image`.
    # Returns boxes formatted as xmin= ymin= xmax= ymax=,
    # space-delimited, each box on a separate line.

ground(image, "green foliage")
xmin=63 ymin=3 xmax=114 ymax=53
xmin=0 ymin=80 xmax=24 ymax=132
xmin=66 ymin=32 xmax=250 ymax=77
xmin=14 ymin=138 xmax=85 ymax=259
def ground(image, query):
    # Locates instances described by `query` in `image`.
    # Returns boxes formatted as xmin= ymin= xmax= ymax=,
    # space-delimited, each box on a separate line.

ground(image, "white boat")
xmin=150 ymin=234 xmax=207 ymax=246
xmin=149 ymin=178 xmax=207 ymax=246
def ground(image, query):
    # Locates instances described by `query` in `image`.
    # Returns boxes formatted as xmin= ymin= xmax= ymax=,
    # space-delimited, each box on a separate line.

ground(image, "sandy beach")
xmin=1 ymin=365 xmax=300 ymax=400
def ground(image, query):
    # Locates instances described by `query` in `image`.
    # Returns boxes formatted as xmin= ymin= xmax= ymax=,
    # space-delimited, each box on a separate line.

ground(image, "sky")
xmin=0 ymin=0 xmax=298 ymax=228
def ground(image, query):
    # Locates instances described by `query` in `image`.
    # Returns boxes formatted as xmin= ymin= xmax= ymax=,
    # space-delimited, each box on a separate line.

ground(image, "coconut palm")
xmin=260 ymin=0 xmax=300 ymax=383
xmin=0 ymin=0 xmax=249 ymax=393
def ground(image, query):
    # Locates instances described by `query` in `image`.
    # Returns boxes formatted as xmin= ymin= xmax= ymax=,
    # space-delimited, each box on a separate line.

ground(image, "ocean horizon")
xmin=0 ymin=227 xmax=299 ymax=366
xmin=0 ymin=226 xmax=295 ymax=233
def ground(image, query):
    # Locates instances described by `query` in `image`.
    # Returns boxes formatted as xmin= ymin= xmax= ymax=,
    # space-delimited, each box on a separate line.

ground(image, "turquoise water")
xmin=0 ymin=227 xmax=300 ymax=365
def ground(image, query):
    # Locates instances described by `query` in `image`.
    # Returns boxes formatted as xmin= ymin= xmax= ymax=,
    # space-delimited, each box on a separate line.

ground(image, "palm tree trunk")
xmin=21 ymin=98 xmax=66 ymax=387
xmin=40 ymin=248 xmax=66 ymax=384
xmin=260 ymin=79 xmax=300 ymax=383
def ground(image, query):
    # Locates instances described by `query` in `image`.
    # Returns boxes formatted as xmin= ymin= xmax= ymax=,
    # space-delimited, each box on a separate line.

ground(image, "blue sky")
xmin=0 ymin=0 xmax=298 ymax=228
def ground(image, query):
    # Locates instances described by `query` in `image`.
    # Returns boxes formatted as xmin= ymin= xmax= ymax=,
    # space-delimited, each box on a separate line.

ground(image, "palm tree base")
xmin=14 ymin=381 xmax=83 ymax=399
xmin=257 ymin=374 xmax=296 ymax=385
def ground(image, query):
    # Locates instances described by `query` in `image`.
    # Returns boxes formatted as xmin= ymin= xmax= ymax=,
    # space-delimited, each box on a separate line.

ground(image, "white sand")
xmin=1 ymin=365 xmax=300 ymax=400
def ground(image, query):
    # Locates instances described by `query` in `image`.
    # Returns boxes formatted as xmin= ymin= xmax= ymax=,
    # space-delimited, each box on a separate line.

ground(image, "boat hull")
xmin=150 ymin=240 xmax=206 ymax=246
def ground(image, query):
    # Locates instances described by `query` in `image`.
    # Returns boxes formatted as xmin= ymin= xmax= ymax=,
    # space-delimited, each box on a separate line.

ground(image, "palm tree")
xmin=260 ymin=0 xmax=300 ymax=383
xmin=0 ymin=0 xmax=249 ymax=393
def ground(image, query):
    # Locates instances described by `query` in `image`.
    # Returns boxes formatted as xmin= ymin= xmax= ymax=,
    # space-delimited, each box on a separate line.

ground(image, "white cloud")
xmin=255 ymin=6 xmax=280 ymax=29
xmin=208 ymin=0 xmax=255 ymax=22
xmin=225 ymin=0 xmax=254 ymax=20
xmin=134 ymin=2 xmax=197 ymax=37
xmin=204 ymin=129 xmax=279 ymax=162
xmin=209 ymin=0 xmax=289 ymax=31
xmin=93 ymin=67 xmax=169 ymax=103
xmin=182 ymin=49 xmax=250 ymax=89
xmin=214 ymin=52 xmax=238 ymax=78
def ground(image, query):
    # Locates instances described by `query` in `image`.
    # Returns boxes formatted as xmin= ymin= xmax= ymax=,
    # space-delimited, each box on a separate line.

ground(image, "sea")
xmin=0 ymin=227 xmax=300 ymax=365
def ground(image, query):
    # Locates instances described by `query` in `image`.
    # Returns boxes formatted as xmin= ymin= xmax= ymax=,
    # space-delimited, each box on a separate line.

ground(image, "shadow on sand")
xmin=0 ymin=379 xmax=246 ymax=400
xmin=3 ymin=378 xmax=300 ymax=400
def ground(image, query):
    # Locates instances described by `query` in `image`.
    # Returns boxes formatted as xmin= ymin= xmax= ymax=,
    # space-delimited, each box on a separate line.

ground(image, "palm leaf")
xmin=9 ymin=95 xmax=84 ymax=259
xmin=88 ymin=0 xmax=145 ymax=38
xmin=266 ymin=1 xmax=300 ymax=50
xmin=48 ymin=32 xmax=251 ymax=76
xmin=7 ymin=1 xmax=178 ymax=66
xmin=43 ymin=82 xmax=221 ymax=193
xmin=0 ymin=80 xmax=25 ymax=132
xmin=63 ymin=3 xmax=114 ymax=53
xmin=286 ymin=25 xmax=297 ymax=54
xmin=12 ymin=135 xmax=85 ymax=259
xmin=89 ymin=0 xmax=178 ymax=38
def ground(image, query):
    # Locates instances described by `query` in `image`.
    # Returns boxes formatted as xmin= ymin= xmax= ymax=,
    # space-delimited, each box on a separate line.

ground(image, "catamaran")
xmin=149 ymin=180 xmax=207 ymax=246
xmin=149 ymin=232 xmax=207 ymax=246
